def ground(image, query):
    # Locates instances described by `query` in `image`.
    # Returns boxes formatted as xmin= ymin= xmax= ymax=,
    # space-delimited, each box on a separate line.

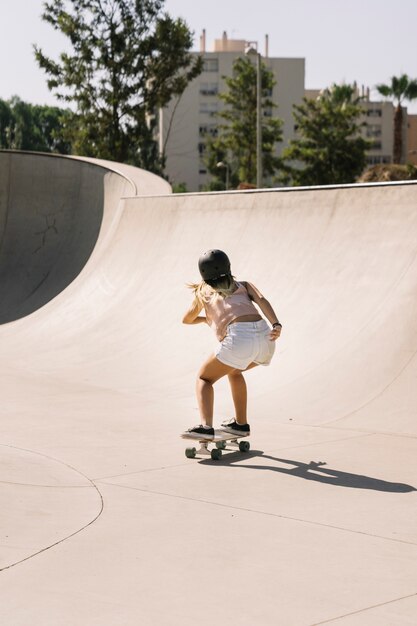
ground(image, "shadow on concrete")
xmin=201 ymin=452 xmax=417 ymax=493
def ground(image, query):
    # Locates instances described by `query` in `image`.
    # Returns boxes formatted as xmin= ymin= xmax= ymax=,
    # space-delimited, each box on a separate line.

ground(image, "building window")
xmin=200 ymin=102 xmax=218 ymax=114
xmin=367 ymin=109 xmax=382 ymax=117
xmin=199 ymin=124 xmax=218 ymax=138
xmin=199 ymin=168 xmax=207 ymax=175
xmin=370 ymin=141 xmax=382 ymax=150
xmin=203 ymin=58 xmax=219 ymax=72
xmin=200 ymin=82 xmax=218 ymax=96
xmin=366 ymin=155 xmax=392 ymax=165
xmin=198 ymin=142 xmax=206 ymax=155
xmin=366 ymin=125 xmax=382 ymax=138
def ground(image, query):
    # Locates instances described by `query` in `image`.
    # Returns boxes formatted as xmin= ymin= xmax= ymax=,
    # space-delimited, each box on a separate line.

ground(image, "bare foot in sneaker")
xmin=183 ymin=425 xmax=214 ymax=439
xmin=220 ymin=418 xmax=250 ymax=436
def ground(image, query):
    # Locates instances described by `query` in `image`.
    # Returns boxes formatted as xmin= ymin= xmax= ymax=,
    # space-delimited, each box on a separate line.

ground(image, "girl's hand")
xmin=269 ymin=324 xmax=282 ymax=341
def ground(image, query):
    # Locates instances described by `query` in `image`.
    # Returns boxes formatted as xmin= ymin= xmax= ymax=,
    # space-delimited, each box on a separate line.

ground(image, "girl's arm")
xmin=182 ymin=298 xmax=207 ymax=325
xmin=244 ymin=282 xmax=282 ymax=339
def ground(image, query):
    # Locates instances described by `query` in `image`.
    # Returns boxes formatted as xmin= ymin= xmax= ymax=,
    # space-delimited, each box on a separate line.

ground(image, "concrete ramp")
xmin=0 ymin=151 xmax=169 ymax=322
xmin=0 ymin=152 xmax=416 ymax=625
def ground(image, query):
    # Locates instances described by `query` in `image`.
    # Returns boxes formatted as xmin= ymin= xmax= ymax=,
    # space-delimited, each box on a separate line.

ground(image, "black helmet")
xmin=198 ymin=249 xmax=231 ymax=281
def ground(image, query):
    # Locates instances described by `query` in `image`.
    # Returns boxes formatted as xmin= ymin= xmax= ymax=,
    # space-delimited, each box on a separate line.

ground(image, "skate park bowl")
xmin=0 ymin=151 xmax=170 ymax=323
xmin=1 ymin=150 xmax=416 ymax=625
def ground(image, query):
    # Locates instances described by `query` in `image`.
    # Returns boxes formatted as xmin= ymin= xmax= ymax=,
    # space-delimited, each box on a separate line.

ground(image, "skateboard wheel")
xmin=239 ymin=440 xmax=250 ymax=452
xmin=185 ymin=447 xmax=197 ymax=459
xmin=211 ymin=448 xmax=222 ymax=461
xmin=216 ymin=441 xmax=227 ymax=450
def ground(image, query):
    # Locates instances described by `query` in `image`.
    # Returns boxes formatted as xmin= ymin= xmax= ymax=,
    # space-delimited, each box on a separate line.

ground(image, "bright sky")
xmin=1 ymin=0 xmax=417 ymax=112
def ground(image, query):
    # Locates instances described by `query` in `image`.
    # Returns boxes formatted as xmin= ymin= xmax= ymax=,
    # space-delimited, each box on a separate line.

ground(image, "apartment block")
xmin=159 ymin=32 xmax=305 ymax=191
xmin=305 ymin=86 xmax=409 ymax=165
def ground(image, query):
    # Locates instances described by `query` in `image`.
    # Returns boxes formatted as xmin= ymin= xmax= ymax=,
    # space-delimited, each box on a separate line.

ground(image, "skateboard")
xmin=181 ymin=429 xmax=250 ymax=461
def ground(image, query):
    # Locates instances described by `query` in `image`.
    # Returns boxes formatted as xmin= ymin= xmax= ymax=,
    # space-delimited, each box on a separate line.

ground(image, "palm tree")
xmin=376 ymin=75 xmax=417 ymax=163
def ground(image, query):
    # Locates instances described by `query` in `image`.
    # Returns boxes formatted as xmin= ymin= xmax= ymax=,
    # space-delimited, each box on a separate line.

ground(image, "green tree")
xmin=204 ymin=56 xmax=283 ymax=189
xmin=281 ymin=84 xmax=370 ymax=186
xmin=34 ymin=0 xmax=202 ymax=172
xmin=0 ymin=96 xmax=72 ymax=153
xmin=0 ymin=99 xmax=14 ymax=147
xmin=376 ymin=74 xmax=417 ymax=164
xmin=172 ymin=181 xmax=188 ymax=193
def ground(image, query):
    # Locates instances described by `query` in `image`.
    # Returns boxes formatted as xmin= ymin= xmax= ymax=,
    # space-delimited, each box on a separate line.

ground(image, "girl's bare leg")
xmin=228 ymin=363 xmax=259 ymax=424
xmin=227 ymin=370 xmax=248 ymax=423
xmin=196 ymin=355 xmax=235 ymax=426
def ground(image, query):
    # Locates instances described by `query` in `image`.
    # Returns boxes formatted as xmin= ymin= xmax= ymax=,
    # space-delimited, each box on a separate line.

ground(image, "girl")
xmin=182 ymin=249 xmax=282 ymax=439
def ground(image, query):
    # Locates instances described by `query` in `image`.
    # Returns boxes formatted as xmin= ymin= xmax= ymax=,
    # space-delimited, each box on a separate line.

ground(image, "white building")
xmin=363 ymin=97 xmax=408 ymax=166
xmin=305 ymin=86 xmax=408 ymax=165
xmin=159 ymin=32 xmax=305 ymax=191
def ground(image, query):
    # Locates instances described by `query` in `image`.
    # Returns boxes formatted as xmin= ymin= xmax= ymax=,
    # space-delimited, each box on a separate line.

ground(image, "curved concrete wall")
xmin=0 ymin=151 xmax=170 ymax=323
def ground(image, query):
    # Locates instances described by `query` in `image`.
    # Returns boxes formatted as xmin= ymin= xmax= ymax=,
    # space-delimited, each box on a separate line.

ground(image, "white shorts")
xmin=215 ymin=319 xmax=275 ymax=370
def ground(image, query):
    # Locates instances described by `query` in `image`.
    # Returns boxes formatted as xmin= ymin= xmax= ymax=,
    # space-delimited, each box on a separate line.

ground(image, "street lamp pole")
xmin=246 ymin=43 xmax=262 ymax=188
xmin=255 ymin=50 xmax=262 ymax=188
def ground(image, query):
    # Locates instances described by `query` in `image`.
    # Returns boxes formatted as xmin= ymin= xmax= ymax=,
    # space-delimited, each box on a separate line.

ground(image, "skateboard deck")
xmin=181 ymin=429 xmax=250 ymax=460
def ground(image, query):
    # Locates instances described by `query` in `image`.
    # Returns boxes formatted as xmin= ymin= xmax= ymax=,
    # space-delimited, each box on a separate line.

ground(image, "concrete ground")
xmin=0 ymin=150 xmax=416 ymax=625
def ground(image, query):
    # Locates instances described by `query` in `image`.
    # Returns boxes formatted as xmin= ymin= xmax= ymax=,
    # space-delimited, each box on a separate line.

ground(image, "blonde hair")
xmin=188 ymin=275 xmax=237 ymax=305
